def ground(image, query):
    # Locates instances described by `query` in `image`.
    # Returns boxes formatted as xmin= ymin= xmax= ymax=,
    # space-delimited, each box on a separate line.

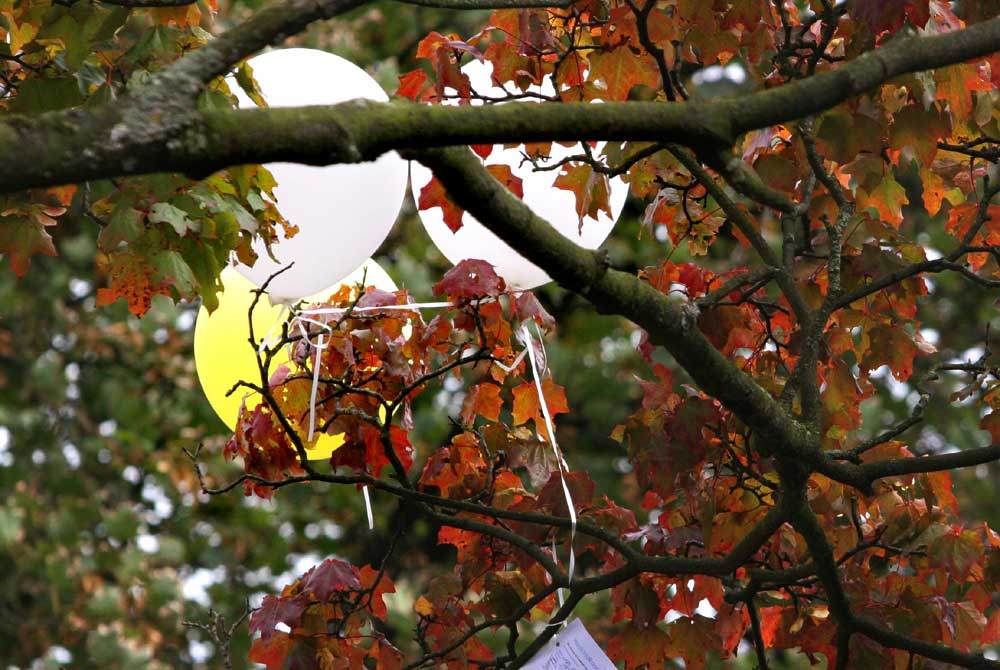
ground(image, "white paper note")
xmin=521 ymin=619 xmax=616 ymax=670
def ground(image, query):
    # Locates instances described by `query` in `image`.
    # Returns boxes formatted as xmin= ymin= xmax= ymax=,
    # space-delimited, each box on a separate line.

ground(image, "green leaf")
xmin=151 ymin=249 xmax=198 ymax=295
xmin=149 ymin=202 xmax=197 ymax=236
xmin=0 ymin=211 xmax=58 ymax=277
xmin=98 ymin=205 xmax=143 ymax=250
xmin=8 ymin=77 xmax=85 ymax=113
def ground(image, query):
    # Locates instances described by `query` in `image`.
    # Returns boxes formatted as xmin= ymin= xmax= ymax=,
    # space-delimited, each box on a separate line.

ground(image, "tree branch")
xmin=97 ymin=0 xmax=197 ymax=5
xmin=410 ymin=146 xmax=819 ymax=464
xmin=5 ymin=15 xmax=1000 ymax=192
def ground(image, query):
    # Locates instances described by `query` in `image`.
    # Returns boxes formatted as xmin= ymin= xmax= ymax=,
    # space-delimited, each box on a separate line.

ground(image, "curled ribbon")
xmin=265 ymin=297 xmax=577 ymax=584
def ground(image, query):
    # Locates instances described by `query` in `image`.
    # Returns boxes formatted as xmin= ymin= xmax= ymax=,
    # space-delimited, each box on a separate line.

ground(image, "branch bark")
xmin=5 ymin=14 xmax=1000 ymax=192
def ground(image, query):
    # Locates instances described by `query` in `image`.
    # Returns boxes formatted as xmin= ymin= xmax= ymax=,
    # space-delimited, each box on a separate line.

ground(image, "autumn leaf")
xmin=588 ymin=46 xmax=661 ymax=101
xmin=249 ymin=595 xmax=308 ymax=643
xmin=608 ymin=623 xmax=672 ymax=669
xmin=96 ymin=251 xmax=171 ymax=317
xmin=0 ymin=208 xmax=58 ymax=277
xmin=433 ymin=258 xmax=507 ymax=298
xmin=397 ymin=69 xmax=431 ymax=100
xmin=460 ymin=382 xmax=503 ymax=424
xmin=511 ymin=378 xmax=569 ymax=438
xmin=358 ymin=565 xmax=396 ymax=620
xmin=857 ymin=175 xmax=909 ymax=227
xmin=418 ymin=174 xmax=466 ymax=232
xmin=248 ymin=632 xmax=293 ymax=670
xmin=890 ymin=104 xmax=951 ymax=164
xmin=553 ymin=162 xmax=612 ymax=229
xmin=486 ymin=163 xmax=523 ymax=198
xmin=301 ymin=558 xmax=362 ymax=600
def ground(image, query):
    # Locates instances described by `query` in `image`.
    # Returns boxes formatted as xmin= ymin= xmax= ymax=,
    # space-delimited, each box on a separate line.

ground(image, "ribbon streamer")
xmin=519 ymin=323 xmax=577 ymax=593
xmin=272 ymin=298 xmax=576 ymax=574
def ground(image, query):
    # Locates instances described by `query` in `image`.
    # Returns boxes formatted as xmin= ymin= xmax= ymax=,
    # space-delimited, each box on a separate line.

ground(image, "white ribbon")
xmin=256 ymin=304 xmax=289 ymax=353
xmin=519 ymin=322 xmax=577 ymax=595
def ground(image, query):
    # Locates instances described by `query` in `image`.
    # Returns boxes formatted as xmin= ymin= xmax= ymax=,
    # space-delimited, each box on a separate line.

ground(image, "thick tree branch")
xmin=854 ymin=618 xmax=1000 ymax=670
xmin=5 ymin=15 xmax=1000 ymax=192
xmin=98 ymin=0 xmax=197 ymax=5
xmin=820 ymin=444 xmax=1000 ymax=491
xmin=395 ymin=0 xmax=575 ymax=7
xmin=410 ymin=146 xmax=819 ymax=464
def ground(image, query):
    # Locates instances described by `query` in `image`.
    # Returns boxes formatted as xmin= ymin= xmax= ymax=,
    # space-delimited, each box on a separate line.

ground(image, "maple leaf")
xmin=753 ymin=154 xmax=799 ymax=193
xmin=513 ymin=291 xmax=556 ymax=330
xmin=588 ymin=46 xmax=661 ymax=101
xmin=608 ymin=623 xmax=672 ymax=669
xmin=397 ymin=69 xmax=430 ymax=100
xmin=889 ymin=104 xmax=951 ymax=165
xmin=538 ymin=470 xmax=595 ymax=516
xmin=418 ymin=175 xmax=466 ymax=232
xmin=860 ymin=324 xmax=934 ymax=381
xmin=249 ymin=595 xmax=308 ymax=643
xmin=666 ymin=615 xmax=722 ymax=670
xmin=0 ymin=208 xmax=58 ymax=277
xmin=511 ymin=378 xmax=569 ymax=440
xmin=248 ymin=631 xmax=294 ymax=670
xmin=301 ymin=558 xmax=362 ymax=600
xmin=96 ymin=250 xmax=171 ymax=317
xmin=857 ymin=176 xmax=909 ymax=228
xmin=553 ymin=163 xmax=612 ymax=230
xmin=486 ymin=163 xmax=523 ymax=199
xmin=927 ymin=528 xmax=983 ymax=582
xmin=358 ymin=565 xmax=396 ymax=620
xmin=460 ymin=382 xmax=503 ymax=424
xmin=433 ymin=259 xmax=507 ymax=298
xmin=372 ymin=638 xmax=404 ymax=670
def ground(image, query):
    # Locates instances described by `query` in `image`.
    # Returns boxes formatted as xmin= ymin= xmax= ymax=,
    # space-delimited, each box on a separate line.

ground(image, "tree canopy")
xmin=5 ymin=1 xmax=1000 ymax=670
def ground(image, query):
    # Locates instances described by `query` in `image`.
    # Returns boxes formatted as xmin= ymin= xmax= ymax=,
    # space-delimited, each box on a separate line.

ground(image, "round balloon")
xmin=411 ymin=59 xmax=628 ymax=290
xmin=232 ymin=48 xmax=408 ymax=303
xmin=195 ymin=259 xmax=398 ymax=461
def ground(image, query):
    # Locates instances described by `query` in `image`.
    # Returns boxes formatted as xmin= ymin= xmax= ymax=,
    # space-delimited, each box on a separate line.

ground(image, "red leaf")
xmin=608 ymin=624 xmax=672 ymax=669
xmin=248 ymin=631 xmax=293 ymax=670
xmin=511 ymin=378 xmax=569 ymax=439
xmin=397 ymin=69 xmax=430 ymax=100
xmin=301 ymin=558 xmax=362 ymax=601
xmin=433 ymin=259 xmax=507 ymax=298
xmin=538 ymin=470 xmax=595 ymax=515
xmin=513 ymin=291 xmax=556 ymax=330
xmin=249 ymin=595 xmax=308 ymax=643
xmin=372 ymin=638 xmax=404 ymax=670
xmin=97 ymin=251 xmax=171 ymax=317
xmin=857 ymin=175 xmax=909 ymax=228
xmin=418 ymin=175 xmax=466 ymax=232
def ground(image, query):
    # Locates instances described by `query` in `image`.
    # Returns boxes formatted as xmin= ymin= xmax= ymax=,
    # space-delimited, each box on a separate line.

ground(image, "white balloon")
xmin=411 ymin=60 xmax=628 ymax=290
xmin=232 ymin=48 xmax=408 ymax=303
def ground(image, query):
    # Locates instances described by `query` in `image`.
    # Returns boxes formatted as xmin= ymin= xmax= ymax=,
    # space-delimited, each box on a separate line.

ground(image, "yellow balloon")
xmin=194 ymin=260 xmax=398 ymax=460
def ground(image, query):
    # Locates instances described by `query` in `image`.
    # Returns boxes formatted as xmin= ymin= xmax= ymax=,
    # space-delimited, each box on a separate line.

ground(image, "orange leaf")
xmin=553 ymin=163 xmax=612 ymax=229
xmin=461 ymin=383 xmax=503 ymax=423
xmin=0 ymin=209 xmax=58 ymax=277
xmin=418 ymin=175 xmax=465 ymax=232
xmin=248 ymin=632 xmax=293 ymax=670
xmin=588 ymin=46 xmax=661 ymax=101
xmin=858 ymin=175 xmax=908 ymax=227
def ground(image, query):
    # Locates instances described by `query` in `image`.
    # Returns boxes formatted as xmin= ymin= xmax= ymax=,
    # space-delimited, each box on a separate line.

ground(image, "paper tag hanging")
xmin=520 ymin=619 xmax=615 ymax=670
